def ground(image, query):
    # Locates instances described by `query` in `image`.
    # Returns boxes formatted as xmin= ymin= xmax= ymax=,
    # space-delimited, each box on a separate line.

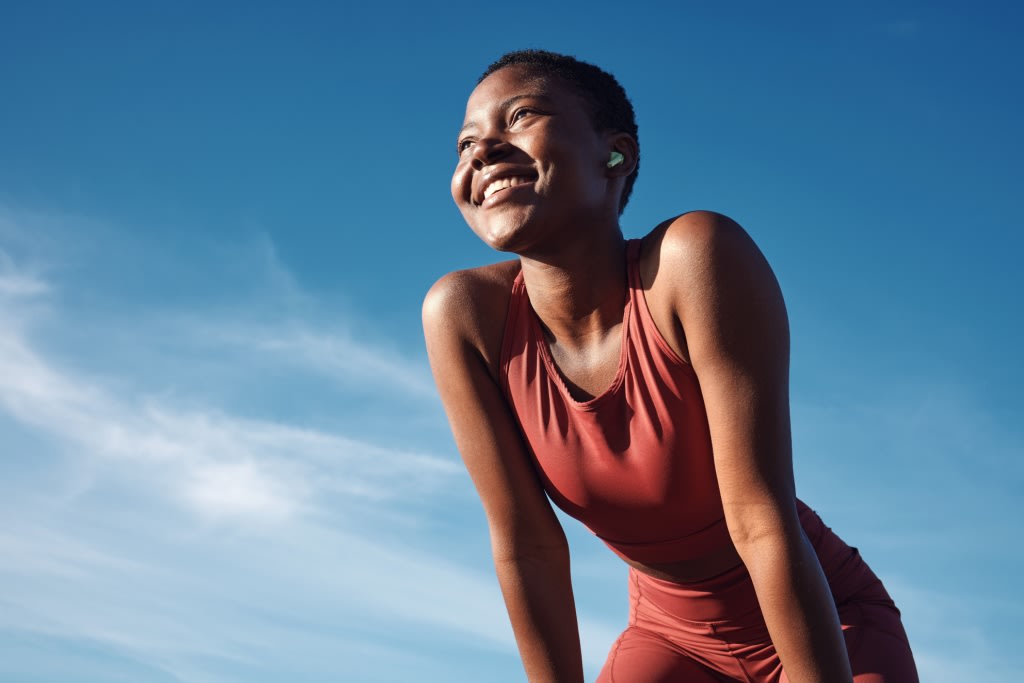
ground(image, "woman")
xmin=423 ymin=50 xmax=918 ymax=683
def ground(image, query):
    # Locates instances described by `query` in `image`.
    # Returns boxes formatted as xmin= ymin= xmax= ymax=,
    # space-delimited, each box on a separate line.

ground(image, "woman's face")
xmin=451 ymin=66 xmax=614 ymax=253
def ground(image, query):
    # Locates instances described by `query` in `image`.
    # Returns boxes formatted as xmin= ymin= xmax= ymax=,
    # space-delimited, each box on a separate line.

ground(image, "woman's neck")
xmin=518 ymin=232 xmax=628 ymax=347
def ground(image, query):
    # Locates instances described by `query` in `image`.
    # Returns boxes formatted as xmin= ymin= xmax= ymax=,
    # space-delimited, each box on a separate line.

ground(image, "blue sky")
xmin=0 ymin=2 xmax=1020 ymax=681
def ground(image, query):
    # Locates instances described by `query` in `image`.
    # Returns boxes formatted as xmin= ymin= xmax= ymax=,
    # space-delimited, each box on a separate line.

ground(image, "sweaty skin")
xmin=425 ymin=65 xmax=856 ymax=682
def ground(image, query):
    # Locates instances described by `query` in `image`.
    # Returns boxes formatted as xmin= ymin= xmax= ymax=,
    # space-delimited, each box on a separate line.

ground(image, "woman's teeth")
xmin=484 ymin=176 xmax=532 ymax=200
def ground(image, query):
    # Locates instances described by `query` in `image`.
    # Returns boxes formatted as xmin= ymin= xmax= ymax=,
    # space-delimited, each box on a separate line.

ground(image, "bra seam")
xmin=596 ymin=515 xmax=728 ymax=548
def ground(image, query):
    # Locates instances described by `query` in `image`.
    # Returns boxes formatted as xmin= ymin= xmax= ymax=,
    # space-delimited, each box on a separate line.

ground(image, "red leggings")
xmin=597 ymin=508 xmax=919 ymax=682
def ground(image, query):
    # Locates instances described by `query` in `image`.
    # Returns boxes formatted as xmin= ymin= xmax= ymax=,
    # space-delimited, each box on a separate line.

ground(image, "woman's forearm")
xmin=494 ymin=550 xmax=584 ymax=683
xmin=737 ymin=531 xmax=853 ymax=683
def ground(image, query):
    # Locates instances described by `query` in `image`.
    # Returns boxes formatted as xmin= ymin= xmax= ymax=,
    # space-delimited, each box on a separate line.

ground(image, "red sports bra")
xmin=500 ymin=239 xmax=732 ymax=564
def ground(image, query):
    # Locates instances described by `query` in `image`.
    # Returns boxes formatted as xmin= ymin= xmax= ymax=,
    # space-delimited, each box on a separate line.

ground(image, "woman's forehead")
xmin=464 ymin=67 xmax=581 ymax=118
xmin=471 ymin=67 xmax=555 ymax=101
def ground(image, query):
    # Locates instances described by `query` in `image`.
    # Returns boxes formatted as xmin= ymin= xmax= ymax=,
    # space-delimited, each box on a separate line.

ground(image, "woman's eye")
xmin=510 ymin=109 xmax=533 ymax=124
xmin=457 ymin=139 xmax=474 ymax=155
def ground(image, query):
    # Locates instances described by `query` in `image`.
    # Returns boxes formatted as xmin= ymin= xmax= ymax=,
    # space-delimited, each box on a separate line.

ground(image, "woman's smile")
xmin=474 ymin=165 xmax=541 ymax=207
xmin=482 ymin=175 xmax=535 ymax=202
xmin=480 ymin=178 xmax=536 ymax=209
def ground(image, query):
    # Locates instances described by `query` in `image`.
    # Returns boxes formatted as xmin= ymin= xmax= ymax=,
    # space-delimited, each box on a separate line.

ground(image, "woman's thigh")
xmin=597 ymin=627 xmax=729 ymax=683
xmin=775 ymin=600 xmax=919 ymax=683
xmin=843 ymin=601 xmax=919 ymax=683
xmin=602 ymin=598 xmax=919 ymax=683
xmin=806 ymin=507 xmax=919 ymax=682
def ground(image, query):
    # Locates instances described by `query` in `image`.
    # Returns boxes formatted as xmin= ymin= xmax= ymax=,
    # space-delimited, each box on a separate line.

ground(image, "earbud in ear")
xmin=607 ymin=151 xmax=624 ymax=168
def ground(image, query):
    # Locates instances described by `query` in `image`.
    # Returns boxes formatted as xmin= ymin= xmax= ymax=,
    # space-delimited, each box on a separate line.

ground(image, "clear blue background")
xmin=0 ymin=2 xmax=1020 ymax=681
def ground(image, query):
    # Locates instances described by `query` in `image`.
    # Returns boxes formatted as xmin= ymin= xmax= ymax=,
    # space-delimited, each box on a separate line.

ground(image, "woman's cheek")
xmin=451 ymin=162 xmax=473 ymax=205
xmin=450 ymin=169 xmax=466 ymax=204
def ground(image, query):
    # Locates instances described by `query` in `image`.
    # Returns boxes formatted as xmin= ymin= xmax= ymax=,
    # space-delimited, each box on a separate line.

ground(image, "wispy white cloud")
xmin=194 ymin=233 xmax=437 ymax=399
xmin=0 ymin=514 xmax=519 ymax=680
xmin=0 ymin=226 xmax=535 ymax=680
xmin=0 ymin=264 xmax=49 ymax=298
xmin=0 ymin=236 xmax=452 ymax=523
xmin=203 ymin=320 xmax=438 ymax=400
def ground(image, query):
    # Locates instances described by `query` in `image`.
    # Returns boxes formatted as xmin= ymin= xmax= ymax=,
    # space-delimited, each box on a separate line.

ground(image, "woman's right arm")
xmin=422 ymin=269 xmax=584 ymax=683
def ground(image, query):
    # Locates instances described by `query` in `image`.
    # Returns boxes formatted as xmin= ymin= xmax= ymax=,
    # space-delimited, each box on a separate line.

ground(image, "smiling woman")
xmin=423 ymin=50 xmax=919 ymax=683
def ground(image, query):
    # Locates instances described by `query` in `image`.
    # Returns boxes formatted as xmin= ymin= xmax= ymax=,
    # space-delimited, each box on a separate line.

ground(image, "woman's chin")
xmin=471 ymin=211 xmax=540 ymax=253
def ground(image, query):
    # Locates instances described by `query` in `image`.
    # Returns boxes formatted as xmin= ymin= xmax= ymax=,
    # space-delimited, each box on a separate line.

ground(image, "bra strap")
xmin=626 ymin=238 xmax=644 ymax=292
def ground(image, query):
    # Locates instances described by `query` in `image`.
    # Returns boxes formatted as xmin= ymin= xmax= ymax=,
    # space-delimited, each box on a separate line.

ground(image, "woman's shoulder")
xmin=422 ymin=259 xmax=521 ymax=376
xmin=423 ymin=260 xmax=521 ymax=322
xmin=640 ymin=210 xmax=750 ymax=262
xmin=636 ymin=210 xmax=783 ymax=360
xmin=639 ymin=210 xmax=774 ymax=291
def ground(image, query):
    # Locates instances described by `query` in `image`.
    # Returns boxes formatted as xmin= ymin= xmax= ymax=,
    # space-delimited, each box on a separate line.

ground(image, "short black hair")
xmin=478 ymin=50 xmax=640 ymax=215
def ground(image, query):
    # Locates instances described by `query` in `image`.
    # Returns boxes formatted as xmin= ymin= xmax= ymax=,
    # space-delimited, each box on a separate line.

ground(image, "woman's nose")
xmin=470 ymin=137 xmax=511 ymax=171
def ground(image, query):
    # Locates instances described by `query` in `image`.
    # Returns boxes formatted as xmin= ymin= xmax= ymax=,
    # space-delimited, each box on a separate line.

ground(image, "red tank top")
xmin=500 ymin=239 xmax=732 ymax=564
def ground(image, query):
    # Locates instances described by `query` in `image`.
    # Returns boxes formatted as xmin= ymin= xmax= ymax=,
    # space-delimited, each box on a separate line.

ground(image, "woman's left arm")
xmin=662 ymin=211 xmax=854 ymax=683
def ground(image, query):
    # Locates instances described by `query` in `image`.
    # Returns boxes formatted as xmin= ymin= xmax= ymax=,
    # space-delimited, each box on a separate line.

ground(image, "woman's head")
xmin=452 ymin=50 xmax=641 ymax=253
xmin=476 ymin=50 xmax=640 ymax=213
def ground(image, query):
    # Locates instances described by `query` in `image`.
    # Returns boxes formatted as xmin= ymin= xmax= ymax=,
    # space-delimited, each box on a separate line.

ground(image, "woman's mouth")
xmin=482 ymin=175 xmax=535 ymax=200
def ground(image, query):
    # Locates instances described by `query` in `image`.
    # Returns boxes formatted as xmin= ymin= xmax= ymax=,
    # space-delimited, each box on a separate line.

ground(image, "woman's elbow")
xmin=724 ymin=504 xmax=803 ymax=558
xmin=490 ymin=529 xmax=570 ymax=567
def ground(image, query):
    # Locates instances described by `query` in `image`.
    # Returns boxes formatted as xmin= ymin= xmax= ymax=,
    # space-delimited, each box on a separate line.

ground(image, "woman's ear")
xmin=605 ymin=132 xmax=638 ymax=178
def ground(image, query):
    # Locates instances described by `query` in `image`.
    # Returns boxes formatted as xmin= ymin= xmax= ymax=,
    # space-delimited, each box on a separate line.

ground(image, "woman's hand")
xmin=423 ymin=264 xmax=585 ymax=683
xmin=657 ymin=211 xmax=855 ymax=683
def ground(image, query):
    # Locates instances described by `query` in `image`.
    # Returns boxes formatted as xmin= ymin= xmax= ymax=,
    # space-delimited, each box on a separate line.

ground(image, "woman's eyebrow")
xmin=460 ymin=93 xmax=553 ymax=133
